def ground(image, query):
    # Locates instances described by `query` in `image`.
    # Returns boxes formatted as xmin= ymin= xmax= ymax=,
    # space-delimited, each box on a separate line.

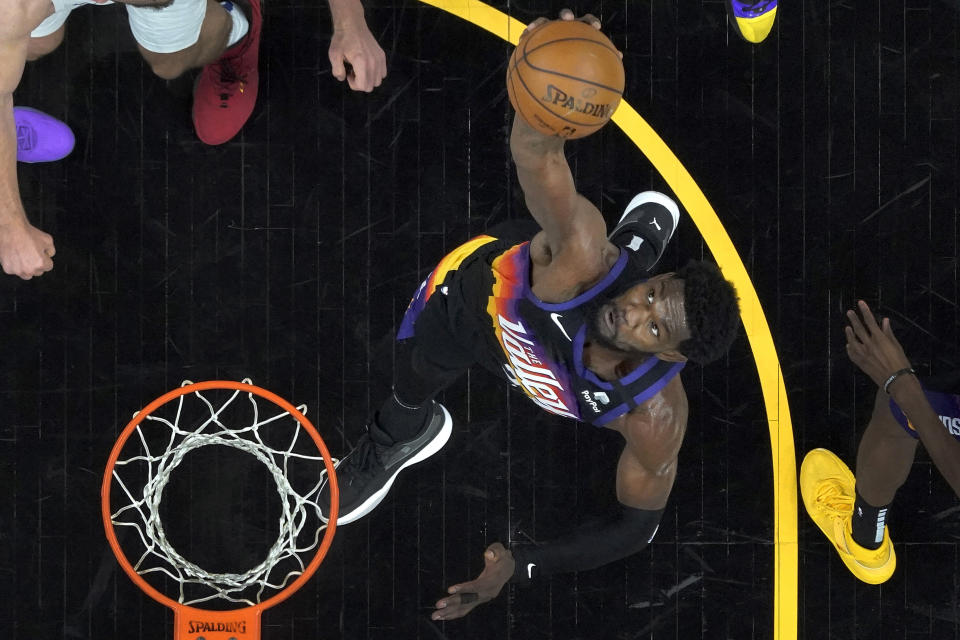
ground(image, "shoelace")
xmin=215 ymin=59 xmax=246 ymax=95
xmin=814 ymin=479 xmax=855 ymax=517
xmin=342 ymin=433 xmax=388 ymax=482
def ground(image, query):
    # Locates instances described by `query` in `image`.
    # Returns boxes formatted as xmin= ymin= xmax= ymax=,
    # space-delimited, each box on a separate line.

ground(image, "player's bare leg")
xmin=26 ymin=25 xmax=65 ymax=61
xmin=136 ymin=0 xmax=232 ymax=80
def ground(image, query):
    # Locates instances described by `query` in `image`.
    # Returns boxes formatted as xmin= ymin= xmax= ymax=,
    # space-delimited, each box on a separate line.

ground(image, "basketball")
xmin=507 ymin=20 xmax=625 ymax=139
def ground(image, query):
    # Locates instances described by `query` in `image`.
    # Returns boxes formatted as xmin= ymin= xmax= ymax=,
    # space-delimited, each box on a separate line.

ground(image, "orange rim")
xmin=100 ymin=380 xmax=339 ymax=614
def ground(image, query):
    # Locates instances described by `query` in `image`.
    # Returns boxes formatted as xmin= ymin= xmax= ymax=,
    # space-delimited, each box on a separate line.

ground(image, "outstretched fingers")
xmin=857 ymin=300 xmax=882 ymax=333
xmin=433 ymin=590 xmax=482 ymax=621
xmin=846 ymin=307 xmax=869 ymax=343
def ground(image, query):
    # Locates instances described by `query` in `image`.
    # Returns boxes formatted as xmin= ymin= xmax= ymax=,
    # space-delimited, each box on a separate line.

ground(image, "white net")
xmin=108 ymin=379 xmax=337 ymax=607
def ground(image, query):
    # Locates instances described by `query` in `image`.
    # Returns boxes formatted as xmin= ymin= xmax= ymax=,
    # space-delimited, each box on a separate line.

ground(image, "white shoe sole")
xmin=325 ymin=404 xmax=453 ymax=526
xmin=618 ymin=191 xmax=680 ymax=243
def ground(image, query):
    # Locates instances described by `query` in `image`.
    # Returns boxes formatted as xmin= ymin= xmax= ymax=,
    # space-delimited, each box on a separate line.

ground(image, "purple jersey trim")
xmin=397 ymin=278 xmax=429 ymax=340
xmin=632 ymin=362 xmax=685 ymax=404
xmin=889 ymin=389 xmax=960 ymax=441
xmin=619 ymin=356 xmax=663 ymax=385
xmin=591 ymin=362 xmax=684 ymax=426
xmin=572 ymin=325 xmax=674 ymax=391
xmin=523 ymin=247 xmax=630 ymax=312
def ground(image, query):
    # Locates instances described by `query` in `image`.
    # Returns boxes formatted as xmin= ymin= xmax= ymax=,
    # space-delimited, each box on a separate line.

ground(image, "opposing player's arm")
xmin=326 ymin=0 xmax=386 ymax=92
xmin=0 ymin=10 xmax=31 ymax=228
xmin=846 ymin=301 xmax=960 ymax=497
xmin=509 ymin=114 xmax=611 ymax=270
xmin=0 ymin=2 xmax=58 ymax=279
xmin=888 ymin=377 xmax=960 ymax=498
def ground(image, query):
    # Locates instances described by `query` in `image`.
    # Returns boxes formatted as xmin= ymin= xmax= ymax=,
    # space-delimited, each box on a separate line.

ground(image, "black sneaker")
xmin=608 ymin=191 xmax=680 ymax=270
xmin=320 ymin=402 xmax=452 ymax=525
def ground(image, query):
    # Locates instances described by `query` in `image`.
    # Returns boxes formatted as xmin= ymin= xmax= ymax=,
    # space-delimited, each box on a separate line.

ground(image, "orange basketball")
xmin=507 ymin=20 xmax=625 ymax=139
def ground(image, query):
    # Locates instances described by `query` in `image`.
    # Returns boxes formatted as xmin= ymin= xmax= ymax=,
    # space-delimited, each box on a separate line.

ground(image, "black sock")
xmin=374 ymin=391 xmax=430 ymax=443
xmin=850 ymin=488 xmax=889 ymax=550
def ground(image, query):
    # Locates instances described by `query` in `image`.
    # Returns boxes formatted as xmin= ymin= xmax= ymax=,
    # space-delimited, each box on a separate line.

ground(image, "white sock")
xmin=220 ymin=1 xmax=250 ymax=48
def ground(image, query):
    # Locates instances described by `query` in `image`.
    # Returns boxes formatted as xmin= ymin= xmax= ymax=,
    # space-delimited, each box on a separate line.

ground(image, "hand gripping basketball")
xmin=506 ymin=10 xmax=624 ymax=139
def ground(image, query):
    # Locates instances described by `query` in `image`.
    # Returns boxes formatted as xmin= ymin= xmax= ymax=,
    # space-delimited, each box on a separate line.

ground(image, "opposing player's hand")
xmin=432 ymin=543 xmax=514 ymax=621
xmin=329 ymin=21 xmax=387 ymax=92
xmin=0 ymin=219 xmax=55 ymax=279
xmin=521 ymin=9 xmax=620 ymax=58
xmin=844 ymin=300 xmax=912 ymax=389
xmin=523 ymin=8 xmax=599 ymax=38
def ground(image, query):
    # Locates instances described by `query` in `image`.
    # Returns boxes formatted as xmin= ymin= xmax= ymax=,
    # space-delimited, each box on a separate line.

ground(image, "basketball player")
xmin=319 ymin=11 xmax=741 ymax=620
xmin=0 ymin=0 xmax=386 ymax=280
xmin=801 ymin=300 xmax=960 ymax=584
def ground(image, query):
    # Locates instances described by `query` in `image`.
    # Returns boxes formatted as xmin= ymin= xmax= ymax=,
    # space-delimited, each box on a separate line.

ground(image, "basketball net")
xmin=102 ymin=379 xmax=339 ymax=639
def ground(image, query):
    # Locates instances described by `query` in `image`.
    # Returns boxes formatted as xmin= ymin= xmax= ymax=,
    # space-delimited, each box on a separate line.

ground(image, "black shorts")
xmin=394 ymin=230 xmax=534 ymax=401
xmin=394 ymin=286 xmax=479 ymax=402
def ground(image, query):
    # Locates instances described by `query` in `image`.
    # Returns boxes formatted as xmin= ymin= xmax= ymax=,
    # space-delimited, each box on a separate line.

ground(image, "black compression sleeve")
xmin=509 ymin=505 xmax=664 ymax=583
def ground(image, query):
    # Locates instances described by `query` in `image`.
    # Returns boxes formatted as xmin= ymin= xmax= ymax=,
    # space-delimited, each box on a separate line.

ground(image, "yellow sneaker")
xmin=726 ymin=0 xmax=778 ymax=44
xmin=800 ymin=448 xmax=896 ymax=584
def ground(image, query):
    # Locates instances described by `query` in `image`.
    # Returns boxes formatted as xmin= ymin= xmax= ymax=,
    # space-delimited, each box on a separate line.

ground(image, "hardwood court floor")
xmin=2 ymin=1 xmax=959 ymax=638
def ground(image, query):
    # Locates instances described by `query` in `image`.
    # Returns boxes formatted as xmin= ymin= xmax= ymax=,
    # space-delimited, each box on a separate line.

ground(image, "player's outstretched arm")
xmin=509 ymin=99 xmax=610 ymax=263
xmin=326 ymin=0 xmax=386 ymax=92
xmin=508 ymin=11 xmax=615 ymax=279
xmin=846 ymin=300 xmax=960 ymax=497
xmin=0 ymin=6 xmax=56 ymax=279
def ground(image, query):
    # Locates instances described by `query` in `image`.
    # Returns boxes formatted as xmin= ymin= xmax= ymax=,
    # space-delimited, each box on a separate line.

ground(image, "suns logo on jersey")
xmin=497 ymin=315 xmax=577 ymax=419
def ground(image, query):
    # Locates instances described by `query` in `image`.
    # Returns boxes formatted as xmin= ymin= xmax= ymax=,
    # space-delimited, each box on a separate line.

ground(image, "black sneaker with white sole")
xmin=320 ymin=402 xmax=452 ymax=525
xmin=608 ymin=191 xmax=680 ymax=270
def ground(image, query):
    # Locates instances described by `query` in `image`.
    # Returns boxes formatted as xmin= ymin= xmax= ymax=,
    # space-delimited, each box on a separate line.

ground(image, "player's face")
xmin=590 ymin=274 xmax=690 ymax=357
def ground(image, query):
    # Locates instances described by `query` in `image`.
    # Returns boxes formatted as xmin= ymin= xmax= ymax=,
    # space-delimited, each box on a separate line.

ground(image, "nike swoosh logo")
xmin=527 ymin=563 xmax=536 ymax=579
xmin=550 ymin=313 xmax=572 ymax=342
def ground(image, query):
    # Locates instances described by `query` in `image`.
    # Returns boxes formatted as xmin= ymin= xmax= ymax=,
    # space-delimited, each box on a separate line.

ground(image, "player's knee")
xmin=27 ymin=30 xmax=65 ymax=61
xmin=142 ymin=51 xmax=191 ymax=81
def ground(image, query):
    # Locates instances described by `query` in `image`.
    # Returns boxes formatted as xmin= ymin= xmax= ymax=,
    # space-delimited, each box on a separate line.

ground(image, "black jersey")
xmin=398 ymin=235 xmax=684 ymax=426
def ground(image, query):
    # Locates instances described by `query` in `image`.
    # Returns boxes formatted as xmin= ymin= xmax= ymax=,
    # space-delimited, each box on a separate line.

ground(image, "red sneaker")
xmin=192 ymin=0 xmax=262 ymax=145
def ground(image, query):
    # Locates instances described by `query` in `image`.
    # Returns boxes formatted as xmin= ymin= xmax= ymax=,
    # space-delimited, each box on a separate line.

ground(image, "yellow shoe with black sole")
xmin=800 ymin=448 xmax=896 ymax=584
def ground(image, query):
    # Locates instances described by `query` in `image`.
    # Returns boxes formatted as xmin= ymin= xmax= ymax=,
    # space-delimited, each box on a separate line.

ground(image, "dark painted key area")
xmin=3 ymin=1 xmax=959 ymax=638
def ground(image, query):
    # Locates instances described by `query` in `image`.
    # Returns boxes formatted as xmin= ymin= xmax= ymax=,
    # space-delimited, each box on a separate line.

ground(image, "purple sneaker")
xmin=14 ymin=107 xmax=75 ymax=163
xmin=726 ymin=0 xmax=778 ymax=44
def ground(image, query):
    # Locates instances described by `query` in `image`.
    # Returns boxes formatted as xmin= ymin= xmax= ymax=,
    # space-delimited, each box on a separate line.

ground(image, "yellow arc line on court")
xmin=417 ymin=0 xmax=799 ymax=637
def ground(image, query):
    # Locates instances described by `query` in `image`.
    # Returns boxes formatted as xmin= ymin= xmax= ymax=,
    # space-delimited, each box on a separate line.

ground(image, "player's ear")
xmin=656 ymin=349 xmax=687 ymax=363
